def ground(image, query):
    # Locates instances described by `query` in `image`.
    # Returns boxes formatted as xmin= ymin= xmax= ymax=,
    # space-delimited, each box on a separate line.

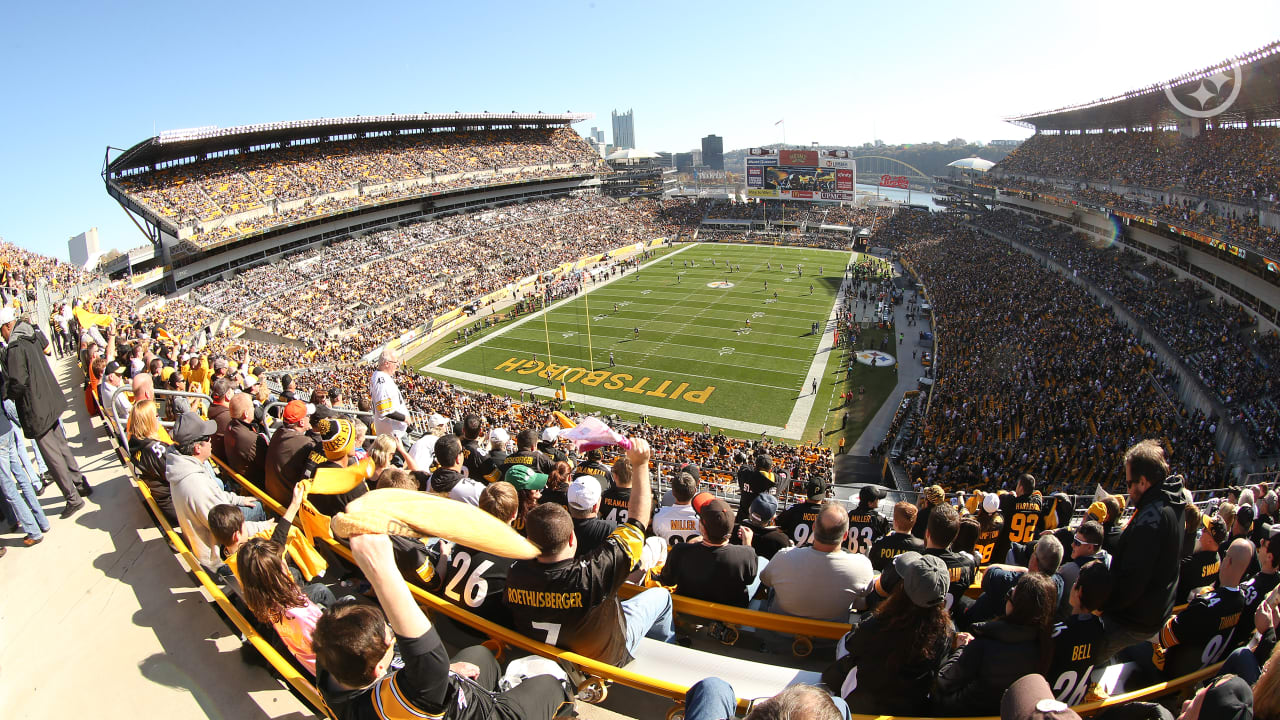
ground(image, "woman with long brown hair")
xmin=126 ymin=399 xmax=177 ymax=525
xmin=539 ymin=460 xmax=572 ymax=509
xmin=934 ymin=572 xmax=1058 ymax=716
xmin=823 ymin=551 xmax=955 ymax=716
xmin=237 ymin=537 xmax=324 ymax=676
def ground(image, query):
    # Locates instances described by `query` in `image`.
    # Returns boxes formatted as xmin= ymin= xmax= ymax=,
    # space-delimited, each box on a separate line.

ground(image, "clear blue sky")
xmin=2 ymin=0 xmax=1276 ymax=260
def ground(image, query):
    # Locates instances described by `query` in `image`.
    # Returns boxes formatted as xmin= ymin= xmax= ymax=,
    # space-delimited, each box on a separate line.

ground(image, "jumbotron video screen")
xmin=745 ymin=148 xmax=855 ymax=202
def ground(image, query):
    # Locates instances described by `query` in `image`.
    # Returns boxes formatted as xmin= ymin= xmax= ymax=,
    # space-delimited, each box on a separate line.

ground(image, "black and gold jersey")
xmin=575 ymin=459 xmax=614 ymax=487
xmin=599 ymin=486 xmax=631 ymax=525
xmin=869 ymin=532 xmax=925 ymax=572
xmin=1239 ymin=571 xmax=1280 ymax=637
xmin=846 ymin=505 xmax=889 ymax=555
xmin=923 ymin=547 xmax=976 ymax=613
xmin=973 ymin=517 xmax=1004 ymax=565
xmin=1158 ymin=586 xmax=1245 ymax=677
xmin=504 ymin=520 xmax=646 ymax=667
xmin=497 ymin=450 xmax=555 ymax=482
xmin=777 ymin=501 xmax=823 ymax=547
xmin=436 ymin=544 xmax=514 ymax=627
xmin=735 ymin=468 xmax=776 ymax=523
xmin=1048 ymin=614 xmax=1108 ymax=705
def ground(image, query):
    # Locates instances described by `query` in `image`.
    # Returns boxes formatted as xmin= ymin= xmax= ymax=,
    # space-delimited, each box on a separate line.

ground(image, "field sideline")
xmin=422 ymin=242 xmax=859 ymax=439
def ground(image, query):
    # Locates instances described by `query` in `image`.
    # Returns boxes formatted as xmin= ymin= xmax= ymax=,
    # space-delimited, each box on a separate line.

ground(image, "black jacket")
xmin=824 ymin=612 xmax=953 ymax=716
xmin=129 ymin=435 xmax=176 ymax=524
xmin=1106 ymin=475 xmax=1185 ymax=632
xmin=4 ymin=321 xmax=62 ymax=437
xmin=933 ymin=618 xmax=1048 ymax=717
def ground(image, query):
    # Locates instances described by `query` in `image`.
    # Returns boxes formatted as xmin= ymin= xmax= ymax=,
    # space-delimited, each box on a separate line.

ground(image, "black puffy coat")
xmin=3 ymin=321 xmax=62 ymax=438
xmin=1106 ymin=475 xmax=1185 ymax=632
xmin=933 ymin=618 xmax=1048 ymax=716
xmin=824 ymin=612 xmax=953 ymax=716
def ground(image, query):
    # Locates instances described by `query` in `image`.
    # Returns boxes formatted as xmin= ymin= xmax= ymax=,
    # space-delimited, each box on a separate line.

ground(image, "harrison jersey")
xmin=504 ymin=521 xmax=647 ymax=667
xmin=651 ymin=504 xmax=699 ymax=546
xmin=846 ymin=505 xmax=889 ymax=556
xmin=369 ymin=370 xmax=408 ymax=437
xmin=998 ymin=492 xmax=1043 ymax=562
xmin=777 ymin=501 xmax=823 ymax=547
xmin=1048 ymin=614 xmax=1108 ymax=705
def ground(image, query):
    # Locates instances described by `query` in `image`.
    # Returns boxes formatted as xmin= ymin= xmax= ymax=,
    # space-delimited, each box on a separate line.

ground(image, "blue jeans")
xmin=622 ymin=587 xmax=675 ymax=658
xmin=0 ymin=429 xmax=49 ymax=538
xmin=3 ymin=399 xmax=45 ymax=477
xmin=683 ymin=677 xmax=852 ymax=720
xmin=240 ymin=499 xmax=268 ymax=523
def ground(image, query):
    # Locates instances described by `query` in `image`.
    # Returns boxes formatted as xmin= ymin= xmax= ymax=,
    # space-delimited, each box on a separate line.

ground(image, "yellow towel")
xmin=333 ymin=489 xmax=538 ymax=559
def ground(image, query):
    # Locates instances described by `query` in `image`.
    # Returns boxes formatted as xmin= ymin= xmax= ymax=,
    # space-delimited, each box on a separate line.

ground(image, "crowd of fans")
xmin=117 ymin=128 xmax=602 ymax=226
xmin=876 ymin=211 xmax=1229 ymax=493
xmin=992 ymin=128 xmax=1280 ymax=257
xmin=974 ymin=209 xmax=1279 ymax=457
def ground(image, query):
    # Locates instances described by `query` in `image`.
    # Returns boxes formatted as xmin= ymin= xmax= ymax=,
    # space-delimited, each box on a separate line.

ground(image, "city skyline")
xmin=2 ymin=0 xmax=1278 ymax=260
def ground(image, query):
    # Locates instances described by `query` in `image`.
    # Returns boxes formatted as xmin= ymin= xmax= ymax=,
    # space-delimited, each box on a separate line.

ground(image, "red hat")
xmin=282 ymin=399 xmax=311 ymax=424
xmin=690 ymin=492 xmax=717 ymax=513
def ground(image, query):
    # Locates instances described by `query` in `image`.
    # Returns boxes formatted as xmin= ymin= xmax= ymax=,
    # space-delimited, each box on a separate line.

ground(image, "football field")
xmin=422 ymin=243 xmax=858 ymax=439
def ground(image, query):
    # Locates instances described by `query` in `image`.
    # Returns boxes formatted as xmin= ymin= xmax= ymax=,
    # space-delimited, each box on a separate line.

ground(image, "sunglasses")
xmin=1072 ymin=536 xmax=1094 ymax=546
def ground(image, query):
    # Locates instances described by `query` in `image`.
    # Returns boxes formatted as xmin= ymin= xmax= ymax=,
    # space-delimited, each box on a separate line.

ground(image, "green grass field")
xmin=420 ymin=243 xmax=886 ymax=441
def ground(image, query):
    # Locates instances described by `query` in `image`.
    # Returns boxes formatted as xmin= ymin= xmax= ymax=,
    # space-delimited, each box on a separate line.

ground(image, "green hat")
xmin=505 ymin=464 xmax=548 ymax=490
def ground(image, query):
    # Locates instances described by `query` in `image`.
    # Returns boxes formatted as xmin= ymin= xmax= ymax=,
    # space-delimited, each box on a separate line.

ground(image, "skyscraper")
xmin=612 ymin=109 xmax=635 ymax=150
xmin=701 ymin=134 xmax=724 ymax=170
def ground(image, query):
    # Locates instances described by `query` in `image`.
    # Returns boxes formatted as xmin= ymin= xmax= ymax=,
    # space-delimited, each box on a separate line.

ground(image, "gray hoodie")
xmin=166 ymin=451 xmax=259 ymax=571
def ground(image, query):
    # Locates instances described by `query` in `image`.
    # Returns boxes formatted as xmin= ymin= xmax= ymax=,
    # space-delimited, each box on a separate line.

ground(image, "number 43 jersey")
xmin=504 ymin=520 xmax=646 ymax=667
xmin=436 ymin=544 xmax=515 ymax=627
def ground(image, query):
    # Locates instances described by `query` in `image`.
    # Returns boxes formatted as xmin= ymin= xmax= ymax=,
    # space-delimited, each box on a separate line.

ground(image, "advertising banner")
xmin=879 ymin=174 xmax=909 ymax=190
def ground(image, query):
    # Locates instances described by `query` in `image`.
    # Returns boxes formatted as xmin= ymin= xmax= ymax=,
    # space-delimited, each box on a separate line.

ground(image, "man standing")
xmin=369 ymin=348 xmax=409 ymax=440
xmin=1094 ymin=440 xmax=1185 ymax=663
xmin=1 ymin=307 xmax=90 ymax=518
xmin=735 ymin=453 xmax=776 ymax=524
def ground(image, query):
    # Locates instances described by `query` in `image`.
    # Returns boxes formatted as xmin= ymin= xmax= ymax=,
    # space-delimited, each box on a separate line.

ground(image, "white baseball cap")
xmin=0 ymin=307 xmax=15 ymax=326
xmin=982 ymin=493 xmax=1001 ymax=514
xmin=489 ymin=428 xmax=510 ymax=445
xmin=428 ymin=413 xmax=449 ymax=429
xmin=540 ymin=427 xmax=560 ymax=443
xmin=567 ymin=476 xmax=602 ymax=511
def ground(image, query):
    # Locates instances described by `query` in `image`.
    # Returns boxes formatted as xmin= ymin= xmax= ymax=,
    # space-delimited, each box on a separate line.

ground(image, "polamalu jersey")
xmin=974 ymin=516 xmax=1004 ymax=565
xmin=777 ymin=501 xmax=823 ymax=547
xmin=735 ymin=468 xmax=776 ymax=522
xmin=1048 ymin=614 xmax=1108 ymax=705
xmin=494 ymin=449 xmax=555 ymax=483
xmin=923 ymin=547 xmax=976 ymax=614
xmin=846 ymin=505 xmax=889 ymax=556
xmin=651 ymin=504 xmax=699 ymax=546
xmin=1239 ymin=571 xmax=1280 ymax=638
xmin=869 ymin=532 xmax=925 ymax=572
xmin=1158 ymin=586 xmax=1245 ymax=677
xmin=436 ymin=544 xmax=514 ymax=627
xmin=575 ymin=459 xmax=613 ymax=487
xmin=504 ymin=521 xmax=647 ymax=667
xmin=599 ymin=486 xmax=631 ymax=524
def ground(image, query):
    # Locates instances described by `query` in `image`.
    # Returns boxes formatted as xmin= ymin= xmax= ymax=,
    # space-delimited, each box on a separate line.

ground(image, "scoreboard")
xmin=745 ymin=148 xmax=855 ymax=202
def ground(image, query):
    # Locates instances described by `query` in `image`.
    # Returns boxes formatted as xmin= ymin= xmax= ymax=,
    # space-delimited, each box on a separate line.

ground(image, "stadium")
xmin=6 ymin=33 xmax=1280 ymax=720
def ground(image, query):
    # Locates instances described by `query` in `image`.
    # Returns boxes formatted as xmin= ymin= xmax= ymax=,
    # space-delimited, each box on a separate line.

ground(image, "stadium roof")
xmin=106 ymin=112 xmax=593 ymax=174
xmin=1006 ymin=41 xmax=1280 ymax=131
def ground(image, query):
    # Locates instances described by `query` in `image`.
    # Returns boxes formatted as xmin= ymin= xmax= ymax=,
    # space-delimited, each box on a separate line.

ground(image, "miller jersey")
xmin=846 ymin=507 xmax=889 ymax=555
xmin=651 ymin=504 xmax=700 ymax=546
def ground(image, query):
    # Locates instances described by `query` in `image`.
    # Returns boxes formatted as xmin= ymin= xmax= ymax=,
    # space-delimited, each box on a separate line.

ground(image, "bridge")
xmin=849 ymin=155 xmax=934 ymax=187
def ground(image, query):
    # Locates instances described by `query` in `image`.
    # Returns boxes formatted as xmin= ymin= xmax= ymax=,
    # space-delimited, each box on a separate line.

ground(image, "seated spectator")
xmin=933 ymin=572 xmax=1059 ymax=716
xmin=760 ymin=502 xmax=872 ymax=622
xmin=823 ymin=551 xmax=955 ymax=716
xmin=436 ymin=482 xmax=520 ymax=632
xmin=237 ymin=533 xmax=329 ymax=675
xmin=1240 ymin=532 xmax=1280 ymax=639
xmin=1140 ymin=538 xmax=1252 ymax=679
xmin=1179 ymin=514 xmax=1228 ymax=603
xmin=167 ymin=412 xmax=266 ymax=571
xmin=651 ymin=470 xmax=699 ymax=546
xmin=126 ymin=399 xmax=176 ymax=525
xmin=599 ymin=456 xmax=633 ymax=525
xmin=966 ymin=534 xmax=1063 ymax=625
xmin=539 ymin=460 xmax=571 ymax=509
xmin=99 ymin=360 xmax=131 ymax=422
xmin=207 ymin=377 xmax=232 ymax=460
xmin=1055 ymin=520 xmax=1107 ymax=616
xmin=313 ymin=532 xmax=572 ymax=719
xmin=426 ymin=434 xmax=484 ymax=506
xmin=264 ymin=399 xmax=317 ymax=506
xmin=951 ymin=516 xmax=983 ymax=568
xmin=565 ymin=476 xmax=617 ymax=557
xmin=913 ymin=484 xmax=945 ymax=540
xmin=506 ymin=465 xmax=547 ymax=535
xmin=679 ymin=679 xmax=847 ymax=720
xmin=309 ymin=417 xmax=368 ymax=517
xmin=733 ymin=492 xmax=793 ymax=560
xmin=504 ymin=438 xmax=675 ymax=667
xmin=223 ymin=393 xmax=268 ymax=488
xmin=660 ymin=498 xmax=759 ymax=607
xmin=778 ymin=478 xmax=828 ymax=547
xmin=1047 ymin=560 xmax=1113 ymax=705
xmin=923 ymin=504 xmax=979 ymax=618
xmin=869 ymin=501 xmax=924 ymax=571
xmin=846 ymin=484 xmax=890 ymax=556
